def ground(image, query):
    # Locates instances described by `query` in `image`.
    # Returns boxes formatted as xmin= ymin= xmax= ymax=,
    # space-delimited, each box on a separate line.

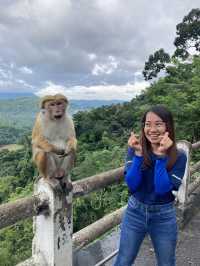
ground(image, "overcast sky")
xmin=0 ymin=0 xmax=199 ymax=100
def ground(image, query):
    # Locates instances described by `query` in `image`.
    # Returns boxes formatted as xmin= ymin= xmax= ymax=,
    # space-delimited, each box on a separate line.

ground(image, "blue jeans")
xmin=113 ymin=196 xmax=177 ymax=266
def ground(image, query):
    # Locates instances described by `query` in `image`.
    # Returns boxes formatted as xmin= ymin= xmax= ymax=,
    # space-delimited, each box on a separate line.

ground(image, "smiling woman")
xmin=141 ymin=106 xmax=177 ymax=170
xmin=113 ymin=105 xmax=187 ymax=266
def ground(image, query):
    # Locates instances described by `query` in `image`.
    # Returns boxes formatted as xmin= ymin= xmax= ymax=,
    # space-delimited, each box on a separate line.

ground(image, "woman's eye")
xmin=156 ymin=123 xmax=164 ymax=127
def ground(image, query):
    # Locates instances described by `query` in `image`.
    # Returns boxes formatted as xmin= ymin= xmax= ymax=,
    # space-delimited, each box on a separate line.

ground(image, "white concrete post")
xmin=175 ymin=140 xmax=191 ymax=206
xmin=32 ymin=177 xmax=73 ymax=266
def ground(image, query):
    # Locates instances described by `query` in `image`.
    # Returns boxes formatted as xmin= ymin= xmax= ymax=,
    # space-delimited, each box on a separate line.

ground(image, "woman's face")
xmin=144 ymin=112 xmax=167 ymax=145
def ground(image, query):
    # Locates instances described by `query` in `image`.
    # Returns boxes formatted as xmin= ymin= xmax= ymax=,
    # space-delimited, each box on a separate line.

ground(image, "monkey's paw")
xmin=44 ymin=177 xmax=62 ymax=194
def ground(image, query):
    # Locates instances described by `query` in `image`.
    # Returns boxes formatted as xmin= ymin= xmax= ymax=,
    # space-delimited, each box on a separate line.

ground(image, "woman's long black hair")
xmin=140 ymin=105 xmax=177 ymax=170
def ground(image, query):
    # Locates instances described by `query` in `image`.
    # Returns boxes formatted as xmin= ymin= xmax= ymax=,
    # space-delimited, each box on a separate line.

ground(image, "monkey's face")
xmin=44 ymin=99 xmax=67 ymax=121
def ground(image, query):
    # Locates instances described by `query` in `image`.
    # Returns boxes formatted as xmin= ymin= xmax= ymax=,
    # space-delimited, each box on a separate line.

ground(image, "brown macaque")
xmin=32 ymin=94 xmax=77 ymax=181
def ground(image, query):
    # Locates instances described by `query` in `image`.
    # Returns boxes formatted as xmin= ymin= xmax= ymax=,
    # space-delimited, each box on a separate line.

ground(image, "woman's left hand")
xmin=157 ymin=132 xmax=173 ymax=156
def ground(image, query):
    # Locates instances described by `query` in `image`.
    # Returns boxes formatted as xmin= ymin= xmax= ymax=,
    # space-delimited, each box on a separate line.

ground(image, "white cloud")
xmin=134 ymin=71 xmax=142 ymax=77
xmin=88 ymin=53 xmax=97 ymax=61
xmin=92 ymin=56 xmax=119 ymax=75
xmin=35 ymin=82 xmax=67 ymax=97
xmin=0 ymin=61 xmax=35 ymax=92
xmin=19 ymin=66 xmax=33 ymax=74
xmin=0 ymin=68 xmax=9 ymax=79
xmin=35 ymin=81 xmax=149 ymax=100
xmin=15 ymin=79 xmax=34 ymax=89
xmin=10 ymin=62 xmax=15 ymax=69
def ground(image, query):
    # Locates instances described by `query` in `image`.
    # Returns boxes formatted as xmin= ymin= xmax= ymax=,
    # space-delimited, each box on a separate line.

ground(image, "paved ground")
xmin=108 ymin=210 xmax=200 ymax=266
xmin=75 ymin=209 xmax=200 ymax=266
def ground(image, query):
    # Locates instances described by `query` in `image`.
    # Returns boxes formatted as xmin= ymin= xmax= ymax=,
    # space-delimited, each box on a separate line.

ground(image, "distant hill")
xmin=0 ymin=95 xmax=124 ymax=129
xmin=0 ymin=92 xmax=33 ymax=99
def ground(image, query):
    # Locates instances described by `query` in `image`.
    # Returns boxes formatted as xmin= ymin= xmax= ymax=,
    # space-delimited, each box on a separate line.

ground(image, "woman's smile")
xmin=144 ymin=112 xmax=166 ymax=145
xmin=146 ymin=134 xmax=163 ymax=143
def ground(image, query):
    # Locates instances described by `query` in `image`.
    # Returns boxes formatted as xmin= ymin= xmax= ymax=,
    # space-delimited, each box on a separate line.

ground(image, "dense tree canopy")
xmin=143 ymin=8 xmax=200 ymax=80
xmin=174 ymin=8 xmax=200 ymax=59
xmin=143 ymin=49 xmax=171 ymax=80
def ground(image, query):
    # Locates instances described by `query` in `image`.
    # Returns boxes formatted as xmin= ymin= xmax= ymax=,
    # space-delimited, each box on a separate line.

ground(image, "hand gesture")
xmin=157 ymin=132 xmax=173 ymax=155
xmin=128 ymin=132 xmax=142 ymax=156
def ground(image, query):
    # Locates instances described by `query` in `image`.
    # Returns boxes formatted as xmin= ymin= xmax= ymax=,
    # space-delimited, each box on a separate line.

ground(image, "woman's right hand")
xmin=128 ymin=132 xmax=142 ymax=156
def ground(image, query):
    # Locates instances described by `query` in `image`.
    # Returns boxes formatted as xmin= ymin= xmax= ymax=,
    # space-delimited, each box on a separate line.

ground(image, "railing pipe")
xmin=73 ymin=167 xmax=124 ymax=198
xmin=0 ymin=167 xmax=124 ymax=229
xmin=191 ymin=141 xmax=200 ymax=150
xmin=2 ymin=156 xmax=200 ymax=231
xmin=188 ymin=175 xmax=200 ymax=196
xmin=94 ymin=249 xmax=119 ymax=266
xmin=73 ymin=206 xmax=126 ymax=249
xmin=190 ymin=161 xmax=200 ymax=175
xmin=0 ymin=194 xmax=49 ymax=230
xmin=1 ymin=158 xmax=200 ymax=231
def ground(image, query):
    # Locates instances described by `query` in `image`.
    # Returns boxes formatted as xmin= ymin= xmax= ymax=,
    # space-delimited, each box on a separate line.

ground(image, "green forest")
xmin=0 ymin=8 xmax=200 ymax=266
xmin=0 ymin=96 xmax=122 ymax=132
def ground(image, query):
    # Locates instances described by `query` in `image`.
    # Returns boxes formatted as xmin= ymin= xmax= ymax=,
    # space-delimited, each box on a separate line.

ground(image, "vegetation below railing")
xmin=0 ymin=143 xmax=127 ymax=266
xmin=0 ymin=141 xmax=200 ymax=265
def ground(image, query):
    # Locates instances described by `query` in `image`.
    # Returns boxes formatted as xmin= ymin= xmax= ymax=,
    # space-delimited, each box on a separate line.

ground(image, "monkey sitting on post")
xmin=32 ymin=94 xmax=77 ymax=185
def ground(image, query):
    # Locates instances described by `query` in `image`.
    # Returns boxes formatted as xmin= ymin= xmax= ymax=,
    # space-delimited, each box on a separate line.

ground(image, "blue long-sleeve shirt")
xmin=124 ymin=147 xmax=187 ymax=204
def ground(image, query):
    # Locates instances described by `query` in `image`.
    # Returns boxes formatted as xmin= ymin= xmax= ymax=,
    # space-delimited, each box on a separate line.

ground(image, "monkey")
xmin=32 ymin=94 xmax=77 ymax=182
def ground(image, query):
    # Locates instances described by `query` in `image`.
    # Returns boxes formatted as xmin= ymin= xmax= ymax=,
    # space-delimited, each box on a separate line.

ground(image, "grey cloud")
xmin=0 ymin=0 xmax=199 ymax=93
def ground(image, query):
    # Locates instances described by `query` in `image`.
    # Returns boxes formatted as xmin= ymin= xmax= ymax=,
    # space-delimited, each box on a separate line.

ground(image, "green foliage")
xmin=71 ymin=142 xmax=127 ymax=232
xmin=0 ymin=136 xmax=35 ymax=204
xmin=174 ymin=8 xmax=200 ymax=59
xmin=72 ymin=145 xmax=125 ymax=180
xmin=0 ymin=96 xmax=122 ymax=130
xmin=73 ymin=184 xmax=128 ymax=232
xmin=72 ymin=145 xmax=128 ymax=232
xmin=0 ymin=126 xmax=29 ymax=145
xmin=143 ymin=48 xmax=171 ymax=80
xmin=144 ymin=56 xmax=200 ymax=142
xmin=0 ymin=96 xmax=39 ymax=129
xmin=143 ymin=8 xmax=200 ymax=79
xmin=0 ymin=136 xmax=35 ymax=265
xmin=0 ymin=220 xmax=33 ymax=266
xmin=74 ymin=103 xmax=137 ymax=151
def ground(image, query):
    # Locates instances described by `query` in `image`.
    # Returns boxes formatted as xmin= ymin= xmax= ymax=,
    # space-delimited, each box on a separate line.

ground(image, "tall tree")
xmin=173 ymin=8 xmax=200 ymax=59
xmin=143 ymin=8 xmax=200 ymax=80
xmin=142 ymin=49 xmax=170 ymax=80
